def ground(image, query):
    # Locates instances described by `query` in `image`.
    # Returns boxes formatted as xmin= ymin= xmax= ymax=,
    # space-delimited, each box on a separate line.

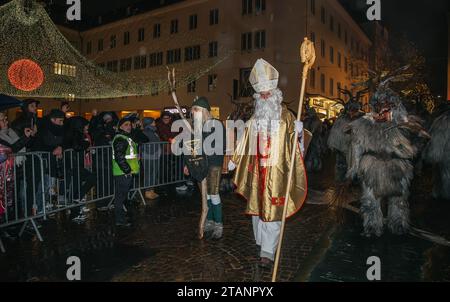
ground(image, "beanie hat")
xmin=118 ymin=115 xmax=133 ymax=128
xmin=142 ymin=117 xmax=155 ymax=127
xmin=192 ymin=97 xmax=211 ymax=111
xmin=49 ymin=109 xmax=65 ymax=119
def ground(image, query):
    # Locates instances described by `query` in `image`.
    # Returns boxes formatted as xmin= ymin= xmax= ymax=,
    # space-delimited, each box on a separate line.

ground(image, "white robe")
xmin=252 ymin=216 xmax=281 ymax=261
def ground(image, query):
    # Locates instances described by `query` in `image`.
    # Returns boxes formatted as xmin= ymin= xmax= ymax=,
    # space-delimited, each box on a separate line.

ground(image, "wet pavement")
xmin=0 ymin=154 xmax=449 ymax=282
xmin=0 ymin=187 xmax=335 ymax=282
xmin=306 ymin=155 xmax=450 ymax=282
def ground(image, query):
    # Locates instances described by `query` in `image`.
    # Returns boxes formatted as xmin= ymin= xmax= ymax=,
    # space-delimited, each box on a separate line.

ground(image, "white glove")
xmin=228 ymin=160 xmax=236 ymax=171
xmin=294 ymin=120 xmax=303 ymax=135
xmin=294 ymin=120 xmax=305 ymax=156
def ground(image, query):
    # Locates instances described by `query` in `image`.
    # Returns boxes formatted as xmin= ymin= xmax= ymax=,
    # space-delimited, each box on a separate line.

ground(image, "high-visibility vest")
xmin=112 ymin=134 xmax=140 ymax=176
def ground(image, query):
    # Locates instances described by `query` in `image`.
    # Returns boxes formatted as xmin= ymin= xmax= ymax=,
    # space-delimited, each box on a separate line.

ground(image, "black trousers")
xmin=72 ymin=167 xmax=97 ymax=200
xmin=114 ymin=175 xmax=133 ymax=223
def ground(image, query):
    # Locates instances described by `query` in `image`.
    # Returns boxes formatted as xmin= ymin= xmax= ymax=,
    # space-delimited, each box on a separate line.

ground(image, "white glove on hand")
xmin=294 ymin=120 xmax=303 ymax=135
xmin=294 ymin=120 xmax=305 ymax=156
xmin=228 ymin=160 xmax=236 ymax=171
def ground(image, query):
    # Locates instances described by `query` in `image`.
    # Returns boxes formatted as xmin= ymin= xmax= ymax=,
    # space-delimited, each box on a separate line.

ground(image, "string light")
xmin=7 ymin=59 xmax=44 ymax=92
xmin=0 ymin=0 xmax=232 ymax=99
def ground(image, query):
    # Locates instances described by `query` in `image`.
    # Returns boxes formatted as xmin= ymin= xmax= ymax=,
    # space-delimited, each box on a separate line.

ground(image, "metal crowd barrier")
xmin=0 ymin=142 xmax=185 ymax=253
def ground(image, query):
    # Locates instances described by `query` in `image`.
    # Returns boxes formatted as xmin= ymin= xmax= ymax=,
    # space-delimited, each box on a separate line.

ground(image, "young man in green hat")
xmin=112 ymin=115 xmax=140 ymax=227
xmin=185 ymin=97 xmax=225 ymax=240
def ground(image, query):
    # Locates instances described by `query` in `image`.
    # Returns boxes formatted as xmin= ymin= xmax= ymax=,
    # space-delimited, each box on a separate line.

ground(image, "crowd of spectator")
xmin=0 ymin=99 xmax=184 ymax=225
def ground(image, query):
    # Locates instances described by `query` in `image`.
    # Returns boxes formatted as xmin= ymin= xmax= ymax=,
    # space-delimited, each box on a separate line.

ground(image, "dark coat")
xmin=131 ymin=128 xmax=149 ymax=144
xmin=0 ymin=135 xmax=30 ymax=154
xmin=92 ymin=121 xmax=116 ymax=146
xmin=142 ymin=125 xmax=161 ymax=160
xmin=113 ymin=130 xmax=133 ymax=175
xmin=64 ymin=117 xmax=90 ymax=152
xmin=11 ymin=110 xmax=38 ymax=150
xmin=32 ymin=117 xmax=65 ymax=178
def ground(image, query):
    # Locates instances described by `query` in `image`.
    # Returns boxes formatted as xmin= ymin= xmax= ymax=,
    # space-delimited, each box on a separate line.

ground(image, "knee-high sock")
xmin=206 ymin=195 xmax=213 ymax=221
xmin=210 ymin=194 xmax=222 ymax=223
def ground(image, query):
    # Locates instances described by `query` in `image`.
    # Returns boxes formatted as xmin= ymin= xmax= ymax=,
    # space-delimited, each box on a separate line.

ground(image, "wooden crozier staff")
xmin=272 ymin=38 xmax=316 ymax=282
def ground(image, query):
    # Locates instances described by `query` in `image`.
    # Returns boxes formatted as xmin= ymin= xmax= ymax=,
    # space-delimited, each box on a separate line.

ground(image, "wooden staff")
xmin=167 ymin=67 xmax=208 ymax=240
xmin=272 ymin=38 xmax=316 ymax=282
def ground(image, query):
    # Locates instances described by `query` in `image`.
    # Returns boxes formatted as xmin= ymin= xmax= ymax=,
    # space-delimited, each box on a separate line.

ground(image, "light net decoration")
xmin=8 ymin=58 xmax=44 ymax=91
xmin=0 ymin=0 xmax=232 ymax=99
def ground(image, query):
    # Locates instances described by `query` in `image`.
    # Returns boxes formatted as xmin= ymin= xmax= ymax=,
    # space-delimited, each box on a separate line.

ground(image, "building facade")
xmin=40 ymin=0 xmax=372 ymax=120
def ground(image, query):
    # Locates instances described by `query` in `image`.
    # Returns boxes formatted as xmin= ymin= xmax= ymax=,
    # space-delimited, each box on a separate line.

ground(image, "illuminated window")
xmin=143 ymin=110 xmax=161 ymax=119
xmin=54 ymin=63 xmax=77 ymax=77
xmin=67 ymin=94 xmax=75 ymax=101
xmin=66 ymin=112 xmax=75 ymax=118
xmin=210 ymin=107 xmax=220 ymax=119
xmin=37 ymin=109 xmax=43 ymax=118
xmin=120 ymin=111 xmax=136 ymax=118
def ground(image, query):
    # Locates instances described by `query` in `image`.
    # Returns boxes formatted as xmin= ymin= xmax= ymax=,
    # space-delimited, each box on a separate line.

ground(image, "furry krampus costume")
xmin=327 ymin=88 xmax=367 ymax=183
xmin=346 ymin=73 xmax=429 ymax=237
xmin=423 ymin=105 xmax=450 ymax=200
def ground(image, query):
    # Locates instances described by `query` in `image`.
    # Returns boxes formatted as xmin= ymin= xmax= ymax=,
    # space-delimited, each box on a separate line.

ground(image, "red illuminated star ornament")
xmin=8 ymin=59 xmax=44 ymax=92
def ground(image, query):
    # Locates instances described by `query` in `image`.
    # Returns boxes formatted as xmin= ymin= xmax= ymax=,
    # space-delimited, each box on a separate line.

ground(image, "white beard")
xmin=253 ymin=88 xmax=283 ymax=134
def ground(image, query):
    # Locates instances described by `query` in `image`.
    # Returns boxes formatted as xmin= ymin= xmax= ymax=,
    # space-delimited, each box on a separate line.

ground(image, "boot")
xmin=211 ymin=222 xmax=223 ymax=240
xmin=145 ymin=189 xmax=159 ymax=200
xmin=204 ymin=220 xmax=215 ymax=238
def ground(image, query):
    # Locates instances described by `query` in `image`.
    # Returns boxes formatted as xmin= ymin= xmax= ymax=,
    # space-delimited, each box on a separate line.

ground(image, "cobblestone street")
xmin=0 ymin=156 xmax=449 ymax=282
xmin=0 ymin=187 xmax=336 ymax=282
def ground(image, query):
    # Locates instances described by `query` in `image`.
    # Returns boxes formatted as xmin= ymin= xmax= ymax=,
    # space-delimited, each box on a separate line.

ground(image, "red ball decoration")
xmin=8 ymin=59 xmax=44 ymax=92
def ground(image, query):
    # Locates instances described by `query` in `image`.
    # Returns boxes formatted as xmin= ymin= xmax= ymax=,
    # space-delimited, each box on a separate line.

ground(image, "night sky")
xmin=340 ymin=0 xmax=449 ymax=97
